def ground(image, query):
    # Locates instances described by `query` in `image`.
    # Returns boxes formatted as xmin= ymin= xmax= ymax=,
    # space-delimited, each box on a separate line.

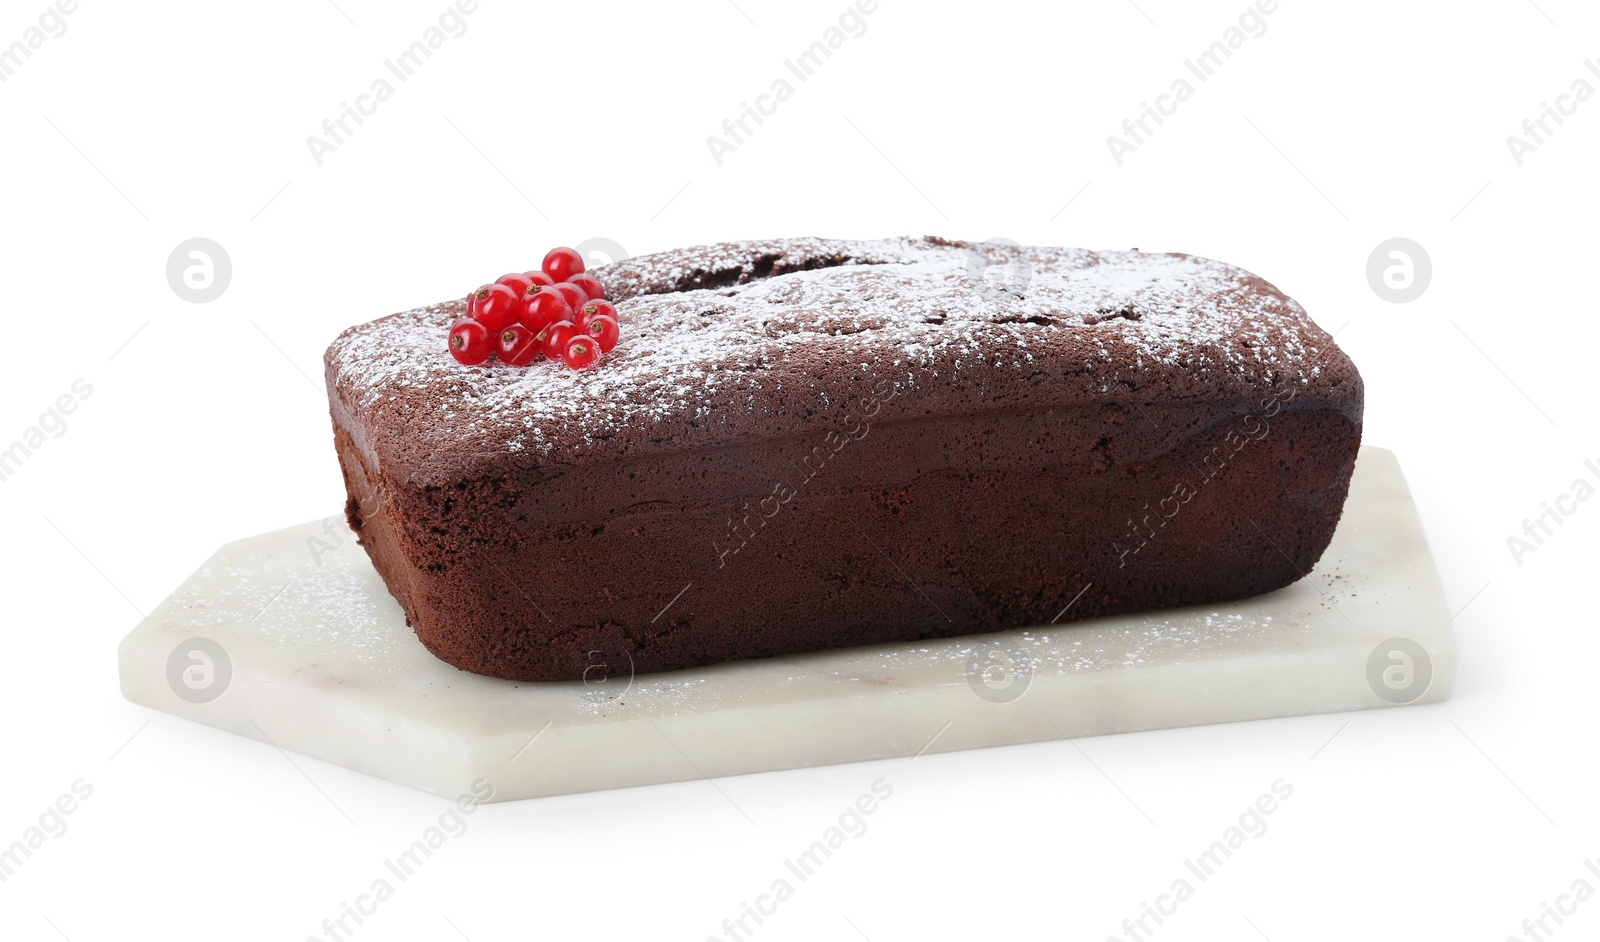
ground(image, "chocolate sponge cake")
xmin=324 ymin=237 xmax=1362 ymax=682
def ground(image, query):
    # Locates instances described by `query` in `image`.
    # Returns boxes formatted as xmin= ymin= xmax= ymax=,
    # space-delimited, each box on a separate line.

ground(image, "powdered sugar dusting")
xmin=325 ymin=237 xmax=1341 ymax=472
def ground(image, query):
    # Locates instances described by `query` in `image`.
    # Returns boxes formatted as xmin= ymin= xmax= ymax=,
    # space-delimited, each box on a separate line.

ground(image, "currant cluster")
xmin=448 ymin=246 xmax=620 ymax=370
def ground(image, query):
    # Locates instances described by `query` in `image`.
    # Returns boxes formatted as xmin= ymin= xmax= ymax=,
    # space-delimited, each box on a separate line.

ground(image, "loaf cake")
xmin=323 ymin=237 xmax=1362 ymax=682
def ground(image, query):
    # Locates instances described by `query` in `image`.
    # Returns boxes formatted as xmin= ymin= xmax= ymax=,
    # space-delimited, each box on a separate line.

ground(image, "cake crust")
xmin=325 ymin=237 xmax=1363 ymax=681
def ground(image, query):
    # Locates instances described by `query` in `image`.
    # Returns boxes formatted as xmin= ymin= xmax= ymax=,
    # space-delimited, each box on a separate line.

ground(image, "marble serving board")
xmin=118 ymin=446 xmax=1452 ymax=802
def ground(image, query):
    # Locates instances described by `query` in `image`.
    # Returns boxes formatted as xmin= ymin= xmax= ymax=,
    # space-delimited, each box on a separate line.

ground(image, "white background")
xmin=1 ymin=0 xmax=1597 ymax=939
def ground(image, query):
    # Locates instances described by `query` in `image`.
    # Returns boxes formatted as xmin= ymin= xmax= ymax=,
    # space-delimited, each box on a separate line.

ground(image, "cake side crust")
xmin=334 ymin=395 xmax=1359 ymax=681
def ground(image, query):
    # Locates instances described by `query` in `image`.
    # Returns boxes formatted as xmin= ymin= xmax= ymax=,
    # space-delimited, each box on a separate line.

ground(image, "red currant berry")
xmin=568 ymin=273 xmax=606 ymax=301
xmin=522 ymin=285 xmax=572 ymax=331
xmin=542 ymin=246 xmax=585 ymax=284
xmin=583 ymin=314 xmax=619 ymax=353
xmin=551 ymin=282 xmax=586 ymax=311
xmin=522 ymin=270 xmax=555 ymax=289
xmin=466 ymin=285 xmax=501 ymax=319
xmin=473 ymin=284 xmax=522 ymax=333
xmin=498 ymin=324 xmax=541 ymax=366
xmin=576 ymin=298 xmax=618 ymax=329
xmin=448 ymin=318 xmax=493 ymax=365
xmin=537 ymin=320 xmax=577 ymax=361
xmin=496 ymin=272 xmax=535 ymax=297
xmin=564 ymin=334 xmax=602 ymax=370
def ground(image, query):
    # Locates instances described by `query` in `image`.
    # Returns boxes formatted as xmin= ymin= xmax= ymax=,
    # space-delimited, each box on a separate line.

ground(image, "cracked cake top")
xmin=324 ymin=236 xmax=1359 ymax=483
